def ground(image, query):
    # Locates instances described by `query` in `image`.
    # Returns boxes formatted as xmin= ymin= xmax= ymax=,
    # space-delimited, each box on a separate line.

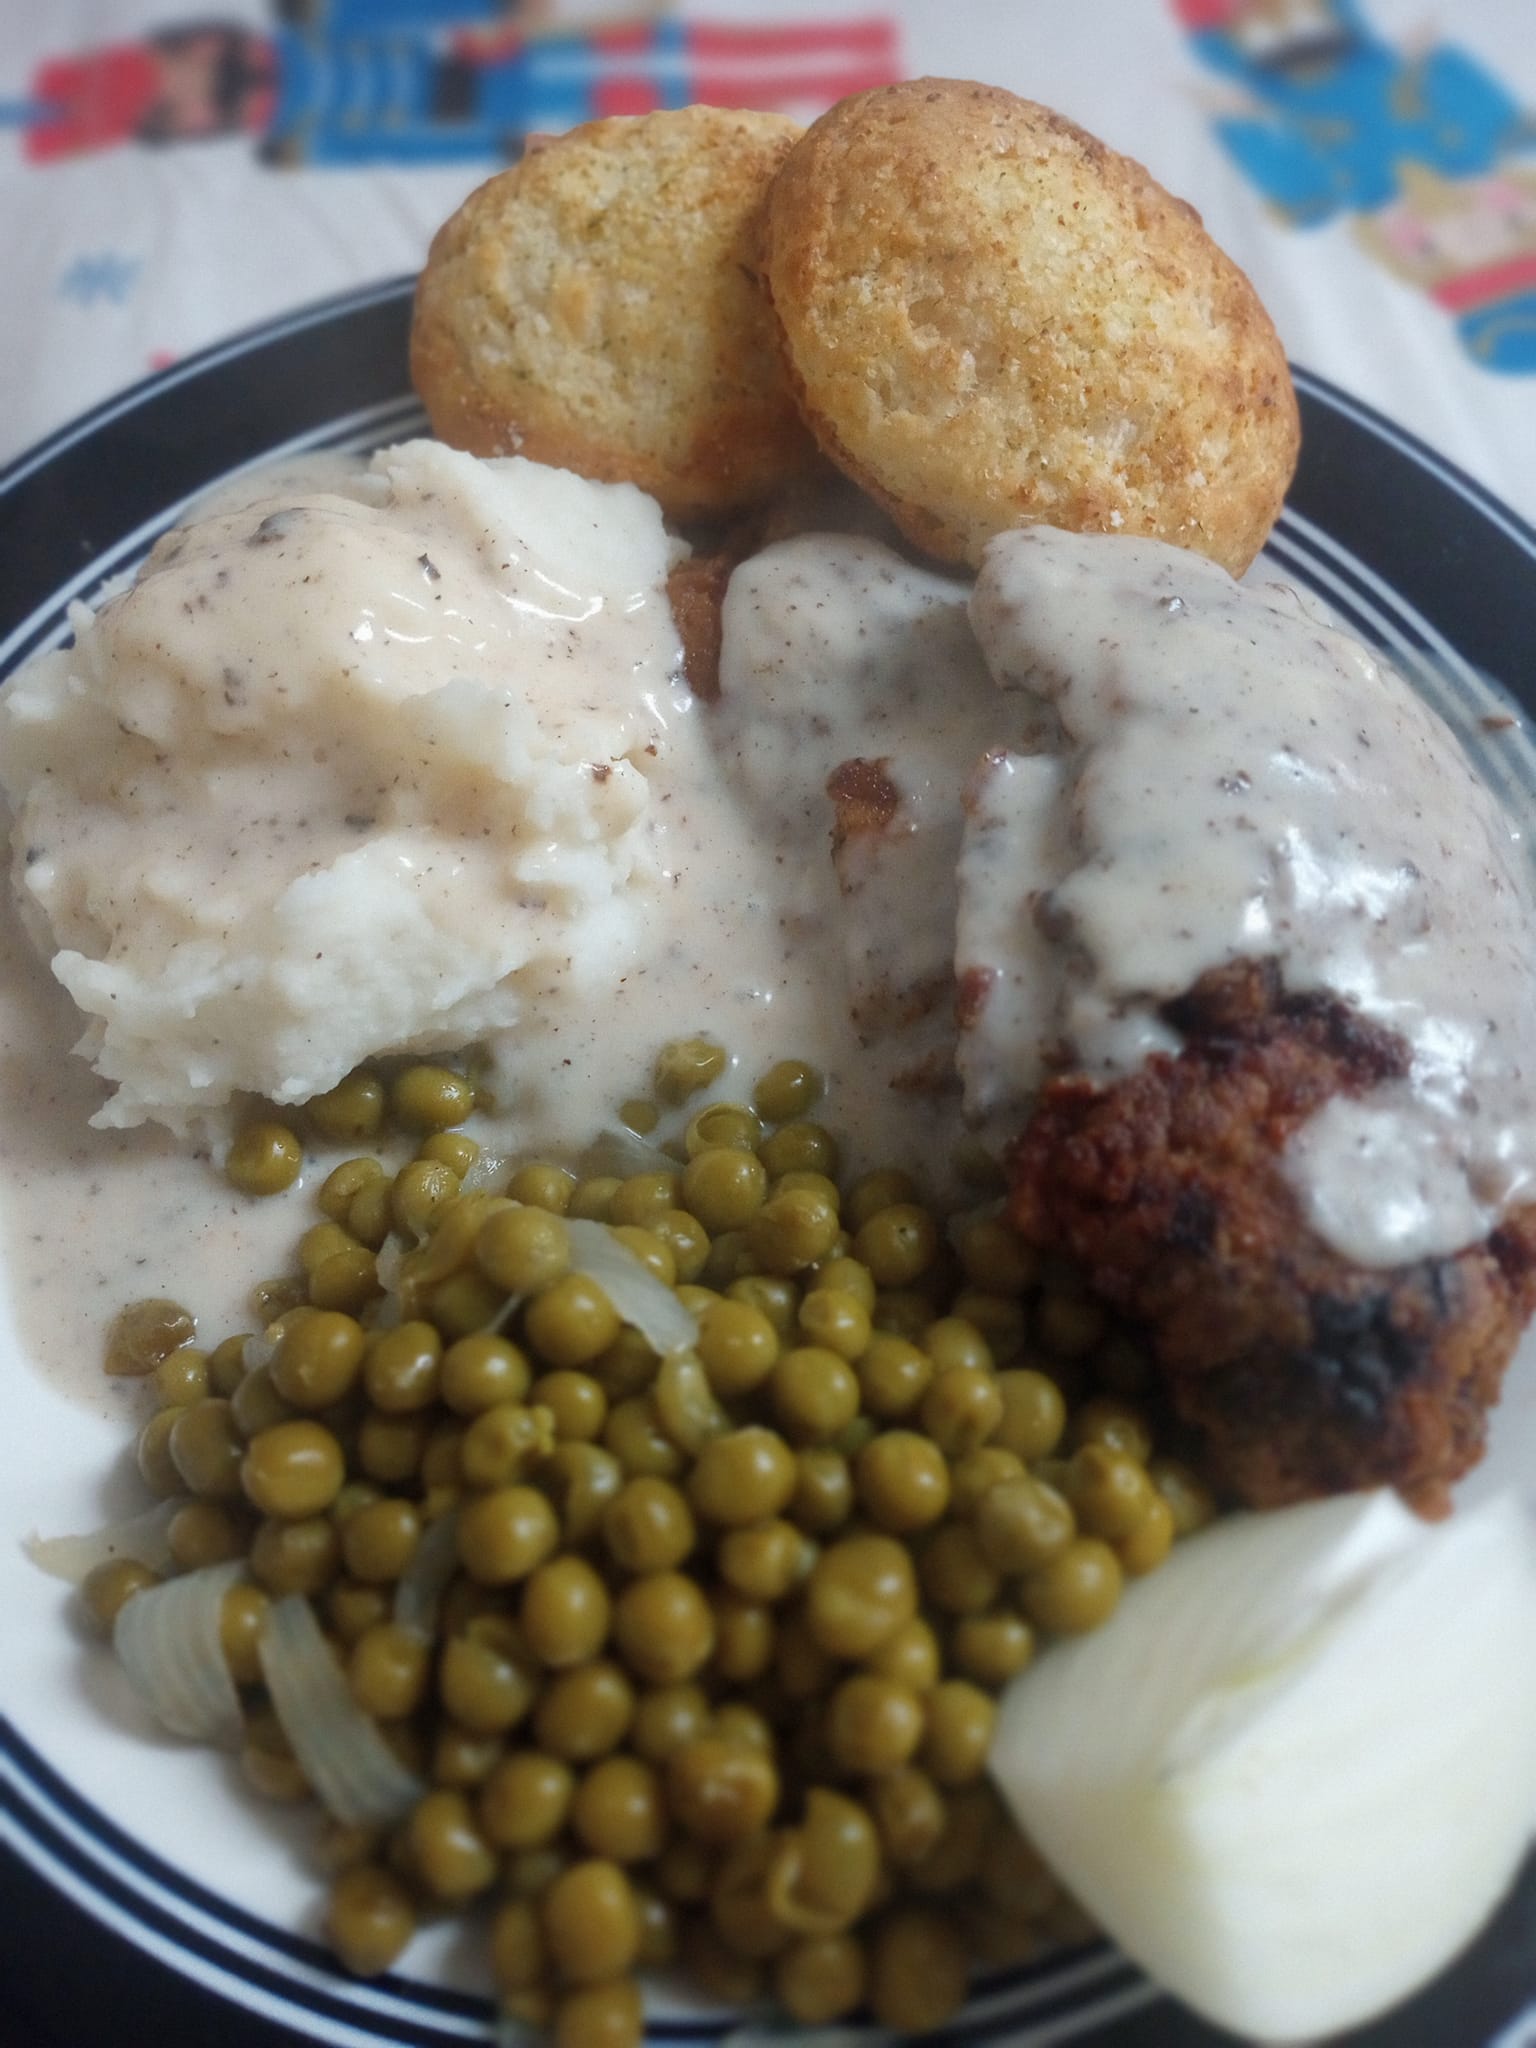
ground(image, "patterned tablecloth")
xmin=3 ymin=6 xmax=1536 ymax=2048
xmin=3 ymin=0 xmax=1534 ymax=535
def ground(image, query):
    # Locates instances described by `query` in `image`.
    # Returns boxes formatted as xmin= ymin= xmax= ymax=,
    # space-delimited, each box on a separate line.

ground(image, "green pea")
xmin=307 ymin=1070 xmax=385 ymax=1143
xmin=391 ymin=1064 xmax=474 ymax=1131
xmin=225 ymin=1122 xmax=303 ymax=1197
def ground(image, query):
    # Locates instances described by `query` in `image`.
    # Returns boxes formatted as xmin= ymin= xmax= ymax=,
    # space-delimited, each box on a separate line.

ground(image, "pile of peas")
xmin=87 ymin=1041 xmax=1217 ymax=2048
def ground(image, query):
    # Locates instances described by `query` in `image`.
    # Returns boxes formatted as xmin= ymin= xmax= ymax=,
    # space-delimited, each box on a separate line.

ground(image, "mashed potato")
xmin=0 ymin=441 xmax=685 ymax=1131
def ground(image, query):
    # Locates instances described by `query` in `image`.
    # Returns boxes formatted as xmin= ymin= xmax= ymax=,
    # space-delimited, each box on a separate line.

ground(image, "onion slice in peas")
xmin=113 ymin=1558 xmax=245 ymax=1745
xmin=26 ymin=1498 xmax=179 ymax=1583
xmin=580 ymin=1125 xmax=679 ymax=1179
xmin=242 ymin=1327 xmax=281 ymax=1373
xmin=369 ymin=1234 xmax=410 ymax=1332
xmin=459 ymin=1148 xmax=509 ymax=1194
xmin=565 ymin=1217 xmax=698 ymax=1358
xmin=258 ymin=1593 xmax=424 ymax=1827
xmin=375 ymin=1236 xmax=405 ymax=1294
xmin=393 ymin=1508 xmax=461 ymax=1638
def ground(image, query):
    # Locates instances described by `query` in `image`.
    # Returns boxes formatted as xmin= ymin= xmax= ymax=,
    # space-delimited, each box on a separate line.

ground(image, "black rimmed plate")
xmin=3 ymin=279 xmax=1536 ymax=2048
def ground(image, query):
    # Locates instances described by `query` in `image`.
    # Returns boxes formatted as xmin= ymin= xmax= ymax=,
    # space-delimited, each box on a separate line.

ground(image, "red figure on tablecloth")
xmin=5 ymin=5 xmax=901 ymax=166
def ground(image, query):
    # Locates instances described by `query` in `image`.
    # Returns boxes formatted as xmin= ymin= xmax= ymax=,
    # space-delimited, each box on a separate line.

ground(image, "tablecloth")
xmin=4 ymin=0 xmax=1534 ymax=536
xmin=3 ymin=8 xmax=1536 ymax=2047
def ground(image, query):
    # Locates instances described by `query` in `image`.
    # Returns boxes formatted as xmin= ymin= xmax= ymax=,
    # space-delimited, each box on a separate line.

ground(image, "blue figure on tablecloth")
xmin=1175 ymin=0 xmax=1536 ymax=372
xmin=3 ymin=3 xmax=900 ymax=169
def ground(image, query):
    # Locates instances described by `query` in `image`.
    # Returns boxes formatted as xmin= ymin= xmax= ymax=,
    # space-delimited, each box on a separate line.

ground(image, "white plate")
xmin=3 ymin=280 xmax=1536 ymax=2048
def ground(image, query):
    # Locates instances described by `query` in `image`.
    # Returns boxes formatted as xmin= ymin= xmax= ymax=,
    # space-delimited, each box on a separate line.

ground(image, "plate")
xmin=3 ymin=278 xmax=1536 ymax=2048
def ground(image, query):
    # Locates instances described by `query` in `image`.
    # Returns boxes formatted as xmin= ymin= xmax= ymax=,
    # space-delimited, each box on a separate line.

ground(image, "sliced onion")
xmin=485 ymin=1288 xmax=526 ymax=1335
xmin=242 ymin=1328 xmax=280 ymax=1372
xmin=580 ymin=1124 xmax=679 ymax=1178
xmin=113 ymin=1559 xmax=245 ymax=1746
xmin=26 ymin=1498 xmax=178 ymax=1584
xmin=394 ymin=1508 xmax=461 ymax=1638
xmin=369 ymin=1234 xmax=409 ymax=1332
xmin=369 ymin=1287 xmax=404 ymax=1333
xmin=375 ymin=1235 xmax=406 ymax=1294
xmin=652 ymin=1350 xmax=730 ymax=1454
xmin=566 ymin=1216 xmax=698 ymax=1357
xmin=258 ymin=1593 xmax=424 ymax=1827
xmin=992 ymin=1490 xmax=1536 ymax=2042
xmin=460 ymin=1148 xmax=510 ymax=1194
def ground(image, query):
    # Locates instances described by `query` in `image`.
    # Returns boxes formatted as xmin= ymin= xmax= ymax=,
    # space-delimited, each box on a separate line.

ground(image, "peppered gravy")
xmin=5 ymin=488 xmax=1535 ymax=1411
xmin=966 ymin=524 xmax=1536 ymax=1267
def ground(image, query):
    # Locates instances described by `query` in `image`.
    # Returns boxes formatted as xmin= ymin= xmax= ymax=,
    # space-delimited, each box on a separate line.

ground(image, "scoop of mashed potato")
xmin=0 ymin=440 xmax=685 ymax=1131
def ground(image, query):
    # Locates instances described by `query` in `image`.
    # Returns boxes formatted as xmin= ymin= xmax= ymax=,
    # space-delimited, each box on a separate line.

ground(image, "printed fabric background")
xmin=2 ymin=9 xmax=1536 ymax=2048
xmin=3 ymin=0 xmax=1534 ymax=528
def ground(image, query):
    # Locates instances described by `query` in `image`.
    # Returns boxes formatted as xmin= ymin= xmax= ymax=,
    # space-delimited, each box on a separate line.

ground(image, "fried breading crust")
xmin=666 ymin=554 xmax=735 ymax=702
xmin=412 ymin=107 xmax=822 ymax=519
xmin=1006 ymin=960 xmax=1536 ymax=1515
xmin=759 ymin=79 xmax=1299 ymax=576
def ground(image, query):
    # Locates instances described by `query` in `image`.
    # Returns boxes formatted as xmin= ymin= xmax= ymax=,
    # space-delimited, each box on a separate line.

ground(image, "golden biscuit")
xmin=759 ymin=80 xmax=1299 ymax=574
xmin=411 ymin=107 xmax=822 ymax=519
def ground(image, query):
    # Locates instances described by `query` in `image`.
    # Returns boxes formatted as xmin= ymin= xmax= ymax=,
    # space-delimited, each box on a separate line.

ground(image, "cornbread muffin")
xmin=412 ymin=107 xmax=823 ymax=519
xmin=759 ymin=79 xmax=1299 ymax=573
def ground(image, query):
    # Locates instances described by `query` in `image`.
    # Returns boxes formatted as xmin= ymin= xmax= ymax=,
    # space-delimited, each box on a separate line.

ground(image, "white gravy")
xmin=4 ymin=481 xmax=1535 ymax=1411
xmin=0 ymin=511 xmax=1008 ymax=1395
xmin=0 ymin=887 xmax=302 ymax=1410
xmin=477 ymin=531 xmax=1020 ymax=1181
xmin=968 ymin=525 xmax=1536 ymax=1267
